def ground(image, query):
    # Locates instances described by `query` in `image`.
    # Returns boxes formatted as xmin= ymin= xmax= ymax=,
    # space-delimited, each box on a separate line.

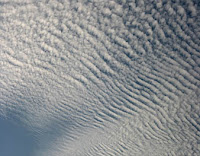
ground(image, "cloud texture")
xmin=0 ymin=0 xmax=200 ymax=155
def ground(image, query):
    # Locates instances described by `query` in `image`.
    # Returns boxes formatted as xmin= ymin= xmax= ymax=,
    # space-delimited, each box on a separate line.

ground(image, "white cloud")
xmin=0 ymin=0 xmax=200 ymax=155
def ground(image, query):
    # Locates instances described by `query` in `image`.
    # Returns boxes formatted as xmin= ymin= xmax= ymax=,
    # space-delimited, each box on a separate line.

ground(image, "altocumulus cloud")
xmin=0 ymin=0 xmax=200 ymax=155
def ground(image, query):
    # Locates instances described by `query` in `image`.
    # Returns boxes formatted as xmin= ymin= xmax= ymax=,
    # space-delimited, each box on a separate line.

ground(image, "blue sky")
xmin=0 ymin=118 xmax=36 ymax=156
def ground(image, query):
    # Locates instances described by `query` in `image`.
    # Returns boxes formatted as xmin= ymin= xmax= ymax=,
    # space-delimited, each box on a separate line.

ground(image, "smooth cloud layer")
xmin=0 ymin=0 xmax=200 ymax=155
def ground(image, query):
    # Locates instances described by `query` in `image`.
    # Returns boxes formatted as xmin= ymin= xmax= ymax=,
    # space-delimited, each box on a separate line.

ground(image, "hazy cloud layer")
xmin=0 ymin=0 xmax=200 ymax=155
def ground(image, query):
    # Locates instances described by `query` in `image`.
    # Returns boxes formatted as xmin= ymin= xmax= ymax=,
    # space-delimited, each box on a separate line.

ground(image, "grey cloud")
xmin=0 ymin=0 xmax=200 ymax=155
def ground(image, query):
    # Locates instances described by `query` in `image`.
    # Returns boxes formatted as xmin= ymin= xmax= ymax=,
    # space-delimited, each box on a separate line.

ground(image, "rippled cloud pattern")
xmin=0 ymin=0 xmax=200 ymax=155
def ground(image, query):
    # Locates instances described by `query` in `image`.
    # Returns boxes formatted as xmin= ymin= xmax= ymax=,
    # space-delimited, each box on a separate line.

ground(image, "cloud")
xmin=0 ymin=0 xmax=200 ymax=155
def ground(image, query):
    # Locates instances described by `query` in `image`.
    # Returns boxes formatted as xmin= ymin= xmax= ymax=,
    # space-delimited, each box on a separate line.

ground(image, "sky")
xmin=0 ymin=0 xmax=200 ymax=155
xmin=0 ymin=117 xmax=36 ymax=156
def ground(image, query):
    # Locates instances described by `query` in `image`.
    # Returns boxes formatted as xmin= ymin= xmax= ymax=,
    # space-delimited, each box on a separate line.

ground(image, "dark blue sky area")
xmin=0 ymin=118 xmax=36 ymax=156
